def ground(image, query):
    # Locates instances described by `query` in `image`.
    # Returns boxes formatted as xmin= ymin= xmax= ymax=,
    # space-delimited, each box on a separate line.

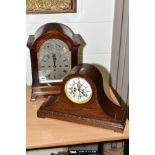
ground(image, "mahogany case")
xmin=27 ymin=23 xmax=81 ymax=100
xmin=37 ymin=64 xmax=127 ymax=132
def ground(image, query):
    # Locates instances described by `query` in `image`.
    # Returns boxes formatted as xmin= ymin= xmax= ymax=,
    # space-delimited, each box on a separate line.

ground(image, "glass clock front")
xmin=37 ymin=39 xmax=71 ymax=83
xmin=64 ymin=77 xmax=92 ymax=104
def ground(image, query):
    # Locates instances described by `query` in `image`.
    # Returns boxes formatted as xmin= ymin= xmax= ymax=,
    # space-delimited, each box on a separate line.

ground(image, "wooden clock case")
xmin=27 ymin=23 xmax=81 ymax=100
xmin=37 ymin=63 xmax=127 ymax=132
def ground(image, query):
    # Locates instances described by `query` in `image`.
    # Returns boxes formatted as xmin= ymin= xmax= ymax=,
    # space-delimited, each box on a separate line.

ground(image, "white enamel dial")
xmin=64 ymin=77 xmax=92 ymax=104
xmin=38 ymin=39 xmax=71 ymax=83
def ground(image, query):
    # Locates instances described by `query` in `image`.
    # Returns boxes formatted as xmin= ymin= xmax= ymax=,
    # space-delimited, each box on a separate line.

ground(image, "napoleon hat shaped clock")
xmin=27 ymin=23 xmax=81 ymax=100
xmin=37 ymin=63 xmax=127 ymax=132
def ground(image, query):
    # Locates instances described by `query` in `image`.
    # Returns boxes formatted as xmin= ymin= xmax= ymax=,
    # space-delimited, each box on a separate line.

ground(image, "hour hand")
xmin=52 ymin=54 xmax=57 ymax=68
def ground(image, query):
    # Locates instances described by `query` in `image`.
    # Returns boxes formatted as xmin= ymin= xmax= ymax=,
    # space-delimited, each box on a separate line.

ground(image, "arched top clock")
xmin=27 ymin=23 xmax=81 ymax=100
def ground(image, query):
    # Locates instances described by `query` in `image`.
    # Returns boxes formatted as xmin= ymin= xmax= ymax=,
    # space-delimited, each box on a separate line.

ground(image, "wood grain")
xmin=26 ymin=84 xmax=129 ymax=150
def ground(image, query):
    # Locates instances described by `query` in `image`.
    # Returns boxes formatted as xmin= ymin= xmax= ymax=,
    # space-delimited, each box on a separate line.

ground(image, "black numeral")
xmin=47 ymin=74 xmax=50 ymax=79
xmin=69 ymin=91 xmax=73 ymax=94
xmin=63 ymin=70 xmax=67 ymax=73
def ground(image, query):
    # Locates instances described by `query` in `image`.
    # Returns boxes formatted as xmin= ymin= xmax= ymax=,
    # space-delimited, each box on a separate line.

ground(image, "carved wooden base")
xmin=37 ymin=110 xmax=126 ymax=132
xmin=37 ymin=96 xmax=127 ymax=132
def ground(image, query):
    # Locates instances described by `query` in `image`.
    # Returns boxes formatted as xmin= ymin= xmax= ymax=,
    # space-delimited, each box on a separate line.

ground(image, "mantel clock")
xmin=37 ymin=64 xmax=127 ymax=132
xmin=27 ymin=23 xmax=81 ymax=100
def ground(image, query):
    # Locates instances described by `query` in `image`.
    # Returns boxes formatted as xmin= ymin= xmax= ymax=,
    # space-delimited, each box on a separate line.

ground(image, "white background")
xmin=0 ymin=0 xmax=155 ymax=155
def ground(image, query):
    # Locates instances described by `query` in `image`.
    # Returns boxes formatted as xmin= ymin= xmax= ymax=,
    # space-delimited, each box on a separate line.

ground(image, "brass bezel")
xmin=64 ymin=77 xmax=92 ymax=104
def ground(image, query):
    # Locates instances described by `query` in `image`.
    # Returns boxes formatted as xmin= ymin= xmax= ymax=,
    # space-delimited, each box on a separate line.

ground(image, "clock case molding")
xmin=27 ymin=23 xmax=81 ymax=100
xmin=37 ymin=64 xmax=127 ymax=132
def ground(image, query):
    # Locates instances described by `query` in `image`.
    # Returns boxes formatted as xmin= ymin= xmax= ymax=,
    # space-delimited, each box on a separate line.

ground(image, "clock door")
xmin=37 ymin=39 xmax=71 ymax=83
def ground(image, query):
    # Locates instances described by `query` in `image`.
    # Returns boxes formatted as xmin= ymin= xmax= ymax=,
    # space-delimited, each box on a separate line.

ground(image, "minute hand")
xmin=81 ymin=89 xmax=88 ymax=97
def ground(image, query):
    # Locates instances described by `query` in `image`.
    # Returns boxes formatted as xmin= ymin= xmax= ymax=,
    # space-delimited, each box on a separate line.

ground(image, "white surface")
xmin=26 ymin=0 xmax=115 ymax=85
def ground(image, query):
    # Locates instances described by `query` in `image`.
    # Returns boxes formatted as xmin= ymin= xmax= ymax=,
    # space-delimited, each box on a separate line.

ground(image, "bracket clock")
xmin=27 ymin=23 xmax=81 ymax=100
xmin=37 ymin=63 xmax=127 ymax=132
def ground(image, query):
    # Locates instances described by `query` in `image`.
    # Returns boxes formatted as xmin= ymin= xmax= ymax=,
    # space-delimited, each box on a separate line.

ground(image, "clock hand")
xmin=52 ymin=54 xmax=57 ymax=68
xmin=77 ymin=81 xmax=82 ymax=91
xmin=81 ymin=89 xmax=88 ymax=97
xmin=76 ymin=83 xmax=83 ymax=99
xmin=77 ymin=81 xmax=85 ymax=90
xmin=83 ymin=92 xmax=88 ymax=97
xmin=78 ymin=91 xmax=82 ymax=99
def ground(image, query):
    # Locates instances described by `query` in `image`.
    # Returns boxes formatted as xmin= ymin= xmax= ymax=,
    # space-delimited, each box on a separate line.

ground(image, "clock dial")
xmin=64 ymin=77 xmax=92 ymax=104
xmin=38 ymin=39 xmax=71 ymax=83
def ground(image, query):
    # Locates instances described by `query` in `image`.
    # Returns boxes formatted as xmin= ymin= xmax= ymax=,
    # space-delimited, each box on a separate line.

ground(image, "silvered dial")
xmin=65 ymin=77 xmax=92 ymax=104
xmin=38 ymin=39 xmax=71 ymax=83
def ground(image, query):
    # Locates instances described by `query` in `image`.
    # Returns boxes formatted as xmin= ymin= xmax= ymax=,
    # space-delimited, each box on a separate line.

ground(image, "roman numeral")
xmin=46 ymin=45 xmax=49 ymax=48
xmin=78 ymin=95 xmax=82 ymax=99
xmin=69 ymin=91 xmax=73 ymax=94
xmin=63 ymin=70 xmax=67 ymax=73
xmin=47 ymin=74 xmax=50 ymax=79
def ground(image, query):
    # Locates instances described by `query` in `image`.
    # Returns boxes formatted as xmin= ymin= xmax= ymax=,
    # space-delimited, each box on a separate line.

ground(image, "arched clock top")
xmin=34 ymin=23 xmax=74 ymax=40
xmin=27 ymin=23 xmax=80 ymax=49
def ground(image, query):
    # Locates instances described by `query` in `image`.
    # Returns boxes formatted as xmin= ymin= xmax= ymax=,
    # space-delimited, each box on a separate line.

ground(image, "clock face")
xmin=38 ymin=39 xmax=71 ymax=83
xmin=64 ymin=77 xmax=92 ymax=104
